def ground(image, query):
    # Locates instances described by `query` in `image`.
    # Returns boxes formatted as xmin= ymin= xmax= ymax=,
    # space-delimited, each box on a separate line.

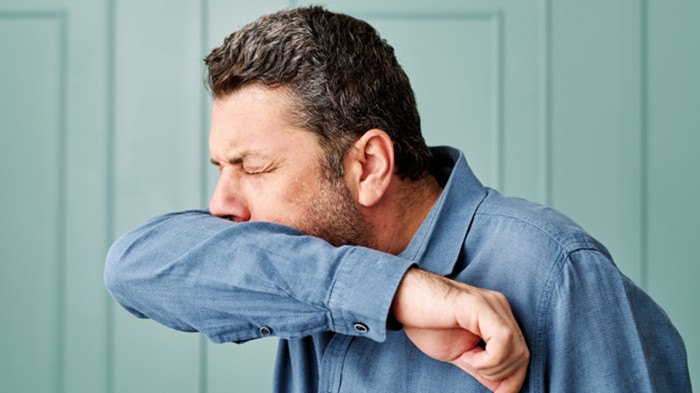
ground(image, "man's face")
xmin=208 ymin=84 xmax=376 ymax=248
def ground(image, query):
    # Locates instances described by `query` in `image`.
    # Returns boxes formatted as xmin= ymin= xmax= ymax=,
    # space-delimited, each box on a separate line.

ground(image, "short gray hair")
xmin=205 ymin=6 xmax=433 ymax=180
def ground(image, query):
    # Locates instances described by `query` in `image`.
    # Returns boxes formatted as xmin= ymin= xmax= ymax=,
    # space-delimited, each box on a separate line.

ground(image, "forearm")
xmin=104 ymin=210 xmax=413 ymax=343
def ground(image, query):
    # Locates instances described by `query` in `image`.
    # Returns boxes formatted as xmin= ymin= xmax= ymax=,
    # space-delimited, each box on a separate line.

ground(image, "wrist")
xmin=391 ymin=267 xmax=455 ymax=327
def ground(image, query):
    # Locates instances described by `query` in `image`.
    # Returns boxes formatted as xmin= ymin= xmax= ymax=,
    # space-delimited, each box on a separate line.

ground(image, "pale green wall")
xmin=1 ymin=0 xmax=697 ymax=391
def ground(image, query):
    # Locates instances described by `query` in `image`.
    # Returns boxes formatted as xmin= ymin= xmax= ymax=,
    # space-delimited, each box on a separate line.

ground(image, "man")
xmin=104 ymin=6 xmax=691 ymax=393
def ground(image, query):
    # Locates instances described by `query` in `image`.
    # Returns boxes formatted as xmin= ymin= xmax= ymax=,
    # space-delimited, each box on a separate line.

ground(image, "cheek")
xmin=281 ymin=177 xmax=314 ymax=208
xmin=280 ymin=176 xmax=322 ymax=218
xmin=235 ymin=177 xmax=271 ymax=219
xmin=243 ymin=176 xmax=305 ymax=221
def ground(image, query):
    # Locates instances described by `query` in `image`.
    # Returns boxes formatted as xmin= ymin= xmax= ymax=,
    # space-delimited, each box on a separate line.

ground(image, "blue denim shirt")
xmin=105 ymin=147 xmax=691 ymax=392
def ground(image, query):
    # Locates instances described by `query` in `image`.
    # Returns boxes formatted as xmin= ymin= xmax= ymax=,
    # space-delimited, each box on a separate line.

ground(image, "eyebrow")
xmin=210 ymin=151 xmax=261 ymax=167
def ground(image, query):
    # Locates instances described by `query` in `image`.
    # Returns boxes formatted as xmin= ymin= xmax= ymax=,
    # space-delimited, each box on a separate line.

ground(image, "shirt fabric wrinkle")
xmin=104 ymin=146 xmax=691 ymax=393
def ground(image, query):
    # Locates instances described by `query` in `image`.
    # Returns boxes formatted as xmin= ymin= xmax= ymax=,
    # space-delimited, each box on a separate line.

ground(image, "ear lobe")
xmin=345 ymin=129 xmax=395 ymax=207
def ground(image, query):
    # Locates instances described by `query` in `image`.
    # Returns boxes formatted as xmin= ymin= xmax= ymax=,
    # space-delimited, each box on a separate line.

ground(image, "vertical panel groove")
xmin=357 ymin=11 xmax=502 ymax=191
xmin=538 ymin=0 xmax=552 ymax=205
xmin=492 ymin=11 xmax=505 ymax=192
xmin=57 ymin=12 xmax=68 ymax=393
xmin=200 ymin=0 xmax=211 ymax=211
xmin=639 ymin=0 xmax=649 ymax=290
xmin=105 ymin=0 xmax=116 ymax=392
xmin=199 ymin=0 xmax=210 ymax=392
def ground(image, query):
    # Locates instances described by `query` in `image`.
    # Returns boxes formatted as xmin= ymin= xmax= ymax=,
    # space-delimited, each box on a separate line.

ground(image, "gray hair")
xmin=205 ymin=6 xmax=433 ymax=180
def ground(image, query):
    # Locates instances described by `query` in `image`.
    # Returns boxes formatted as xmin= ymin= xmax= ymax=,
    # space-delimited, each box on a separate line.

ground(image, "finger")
xmin=453 ymin=358 xmax=498 ymax=392
xmin=455 ymin=352 xmax=528 ymax=393
xmin=459 ymin=340 xmax=528 ymax=382
xmin=460 ymin=350 xmax=514 ymax=382
xmin=464 ymin=325 xmax=515 ymax=372
xmin=492 ymin=363 xmax=528 ymax=393
xmin=457 ymin=300 xmax=527 ymax=378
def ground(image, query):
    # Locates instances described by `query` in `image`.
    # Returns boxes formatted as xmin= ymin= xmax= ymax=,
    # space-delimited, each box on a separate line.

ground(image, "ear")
xmin=344 ymin=129 xmax=395 ymax=207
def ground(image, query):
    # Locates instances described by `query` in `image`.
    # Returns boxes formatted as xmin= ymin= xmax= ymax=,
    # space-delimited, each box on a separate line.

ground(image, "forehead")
xmin=209 ymin=85 xmax=323 ymax=162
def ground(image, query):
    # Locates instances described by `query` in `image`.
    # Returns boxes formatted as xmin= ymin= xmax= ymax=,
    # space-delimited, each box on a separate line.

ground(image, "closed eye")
xmin=210 ymin=155 xmax=275 ymax=175
xmin=243 ymin=165 xmax=272 ymax=175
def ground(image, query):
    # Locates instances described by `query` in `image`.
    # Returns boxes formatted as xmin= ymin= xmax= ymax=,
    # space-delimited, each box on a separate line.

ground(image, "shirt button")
xmin=353 ymin=322 xmax=369 ymax=333
xmin=259 ymin=326 xmax=272 ymax=335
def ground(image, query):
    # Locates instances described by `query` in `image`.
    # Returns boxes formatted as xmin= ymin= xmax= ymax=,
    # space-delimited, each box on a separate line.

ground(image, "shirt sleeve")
xmin=104 ymin=210 xmax=414 ymax=344
xmin=543 ymin=248 xmax=691 ymax=392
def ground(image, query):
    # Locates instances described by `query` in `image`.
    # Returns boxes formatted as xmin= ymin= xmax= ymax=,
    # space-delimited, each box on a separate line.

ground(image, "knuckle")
xmin=493 ymin=291 xmax=506 ymax=301
xmin=499 ymin=326 xmax=515 ymax=342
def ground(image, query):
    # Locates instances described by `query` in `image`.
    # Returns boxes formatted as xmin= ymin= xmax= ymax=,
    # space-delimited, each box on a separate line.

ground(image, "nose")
xmin=208 ymin=169 xmax=251 ymax=222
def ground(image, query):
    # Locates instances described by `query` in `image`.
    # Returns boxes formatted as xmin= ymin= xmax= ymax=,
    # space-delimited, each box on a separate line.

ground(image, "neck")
xmin=367 ymin=175 xmax=443 ymax=255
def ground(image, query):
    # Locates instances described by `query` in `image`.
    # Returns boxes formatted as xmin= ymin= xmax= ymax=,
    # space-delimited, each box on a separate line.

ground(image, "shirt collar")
xmin=399 ymin=147 xmax=487 ymax=276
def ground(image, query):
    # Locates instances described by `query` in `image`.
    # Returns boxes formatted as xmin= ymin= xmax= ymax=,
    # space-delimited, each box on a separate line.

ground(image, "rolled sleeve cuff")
xmin=326 ymin=247 xmax=415 ymax=342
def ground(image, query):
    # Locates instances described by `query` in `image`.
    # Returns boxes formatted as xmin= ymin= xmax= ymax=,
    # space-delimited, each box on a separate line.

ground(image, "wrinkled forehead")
xmin=208 ymin=85 xmax=325 ymax=165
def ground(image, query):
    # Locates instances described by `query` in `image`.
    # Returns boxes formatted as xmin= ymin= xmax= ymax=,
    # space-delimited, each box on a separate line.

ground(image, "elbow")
xmin=103 ymin=234 xmax=149 ymax=319
xmin=103 ymin=232 xmax=142 ymax=302
xmin=104 ymin=236 xmax=129 ymax=299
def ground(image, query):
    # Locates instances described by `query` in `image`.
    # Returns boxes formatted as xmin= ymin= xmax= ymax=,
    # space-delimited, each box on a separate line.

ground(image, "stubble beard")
xmin=297 ymin=171 xmax=378 ymax=249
